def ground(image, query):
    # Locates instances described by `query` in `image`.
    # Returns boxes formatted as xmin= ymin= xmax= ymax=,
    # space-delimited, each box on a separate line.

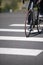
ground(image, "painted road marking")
xmin=0 ymin=48 xmax=43 ymax=56
xmin=0 ymin=29 xmax=41 ymax=33
xmin=9 ymin=24 xmax=30 ymax=26
xmin=0 ymin=36 xmax=43 ymax=42
xmin=9 ymin=24 xmax=43 ymax=27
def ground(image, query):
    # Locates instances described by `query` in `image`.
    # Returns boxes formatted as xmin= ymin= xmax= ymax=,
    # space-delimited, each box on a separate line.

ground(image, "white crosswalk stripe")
xmin=9 ymin=24 xmax=43 ymax=27
xmin=0 ymin=48 xmax=43 ymax=56
xmin=0 ymin=36 xmax=43 ymax=42
xmin=0 ymin=29 xmax=41 ymax=32
xmin=0 ymin=23 xmax=43 ymax=56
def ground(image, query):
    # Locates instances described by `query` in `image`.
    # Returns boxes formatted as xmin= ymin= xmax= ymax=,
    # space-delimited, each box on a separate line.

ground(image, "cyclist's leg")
xmin=33 ymin=8 xmax=36 ymax=28
xmin=36 ymin=6 xmax=39 ymax=31
xmin=29 ymin=11 xmax=33 ymax=30
xmin=27 ymin=2 xmax=33 ymax=24
xmin=27 ymin=12 xmax=31 ymax=24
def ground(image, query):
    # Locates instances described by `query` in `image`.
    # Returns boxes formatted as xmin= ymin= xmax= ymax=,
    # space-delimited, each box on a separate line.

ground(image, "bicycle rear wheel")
xmin=37 ymin=14 xmax=43 ymax=33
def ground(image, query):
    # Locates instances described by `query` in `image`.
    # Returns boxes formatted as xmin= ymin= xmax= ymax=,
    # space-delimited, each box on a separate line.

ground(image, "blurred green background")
xmin=0 ymin=0 xmax=29 ymax=13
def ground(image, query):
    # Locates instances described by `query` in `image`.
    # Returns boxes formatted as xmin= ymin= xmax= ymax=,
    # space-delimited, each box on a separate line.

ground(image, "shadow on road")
xmin=30 ymin=29 xmax=43 ymax=37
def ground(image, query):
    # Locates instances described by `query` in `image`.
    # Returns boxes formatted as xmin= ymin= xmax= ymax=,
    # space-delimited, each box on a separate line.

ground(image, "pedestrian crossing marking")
xmin=0 ymin=29 xmax=41 ymax=33
xmin=0 ymin=48 xmax=43 ymax=56
xmin=9 ymin=24 xmax=30 ymax=26
xmin=9 ymin=24 xmax=43 ymax=27
xmin=0 ymin=36 xmax=43 ymax=42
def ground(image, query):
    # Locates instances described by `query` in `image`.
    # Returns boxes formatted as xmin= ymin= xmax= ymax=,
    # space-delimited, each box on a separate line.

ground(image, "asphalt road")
xmin=0 ymin=12 xmax=43 ymax=65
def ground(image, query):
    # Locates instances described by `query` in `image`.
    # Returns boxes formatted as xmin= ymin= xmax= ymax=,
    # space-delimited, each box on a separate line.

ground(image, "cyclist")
xmin=26 ymin=0 xmax=41 ymax=25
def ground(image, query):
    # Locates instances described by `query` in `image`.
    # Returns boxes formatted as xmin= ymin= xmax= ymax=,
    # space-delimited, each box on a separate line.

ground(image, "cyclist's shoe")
xmin=30 ymin=28 xmax=33 ymax=31
xmin=29 ymin=26 xmax=33 ymax=31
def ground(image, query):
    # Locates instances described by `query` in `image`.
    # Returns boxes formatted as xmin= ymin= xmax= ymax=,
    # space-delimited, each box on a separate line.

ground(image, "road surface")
xmin=0 ymin=12 xmax=43 ymax=65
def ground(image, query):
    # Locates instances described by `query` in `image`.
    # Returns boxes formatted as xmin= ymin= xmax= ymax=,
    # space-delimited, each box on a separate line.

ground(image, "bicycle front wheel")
xmin=25 ymin=19 xmax=33 ymax=37
xmin=25 ymin=11 xmax=33 ymax=37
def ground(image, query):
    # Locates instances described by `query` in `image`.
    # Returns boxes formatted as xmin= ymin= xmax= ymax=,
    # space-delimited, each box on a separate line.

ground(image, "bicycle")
xmin=25 ymin=6 xmax=42 ymax=37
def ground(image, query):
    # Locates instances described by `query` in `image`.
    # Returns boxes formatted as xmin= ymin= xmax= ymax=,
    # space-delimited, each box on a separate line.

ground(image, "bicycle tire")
xmin=25 ymin=11 xmax=33 ymax=37
xmin=37 ymin=14 xmax=42 ymax=33
xmin=25 ymin=18 xmax=33 ymax=37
